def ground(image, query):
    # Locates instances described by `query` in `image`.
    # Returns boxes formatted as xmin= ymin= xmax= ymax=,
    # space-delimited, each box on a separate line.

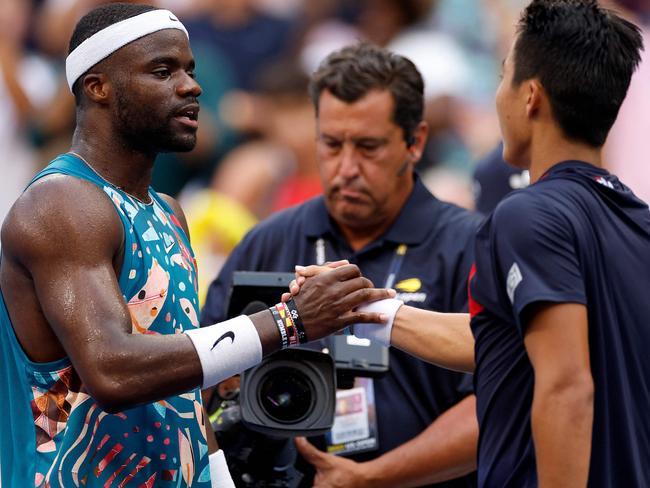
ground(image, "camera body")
xmin=213 ymin=271 xmax=390 ymax=487
xmin=227 ymin=271 xmax=390 ymax=383
xmin=240 ymin=348 xmax=336 ymax=437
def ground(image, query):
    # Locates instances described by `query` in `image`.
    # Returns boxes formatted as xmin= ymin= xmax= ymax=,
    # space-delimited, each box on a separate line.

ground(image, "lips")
xmin=173 ymin=103 xmax=200 ymax=129
xmin=339 ymin=188 xmax=364 ymax=199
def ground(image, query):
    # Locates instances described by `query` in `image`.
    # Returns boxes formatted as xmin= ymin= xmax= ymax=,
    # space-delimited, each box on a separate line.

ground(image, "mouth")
xmin=337 ymin=187 xmax=367 ymax=201
xmin=173 ymin=103 xmax=200 ymax=129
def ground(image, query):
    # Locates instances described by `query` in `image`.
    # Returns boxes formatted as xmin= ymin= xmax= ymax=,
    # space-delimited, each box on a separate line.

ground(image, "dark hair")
xmin=68 ymin=3 xmax=159 ymax=102
xmin=308 ymin=42 xmax=424 ymax=144
xmin=513 ymin=0 xmax=643 ymax=147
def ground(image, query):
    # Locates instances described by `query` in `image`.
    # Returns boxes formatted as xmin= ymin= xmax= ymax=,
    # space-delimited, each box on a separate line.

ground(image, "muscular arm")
xmin=1 ymin=177 xmax=207 ymax=412
xmin=1 ymin=179 xmax=391 ymax=413
xmin=524 ymin=303 xmax=593 ymax=488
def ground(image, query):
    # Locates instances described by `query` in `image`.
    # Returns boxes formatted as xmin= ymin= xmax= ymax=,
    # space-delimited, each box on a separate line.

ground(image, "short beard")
xmin=115 ymin=91 xmax=196 ymax=154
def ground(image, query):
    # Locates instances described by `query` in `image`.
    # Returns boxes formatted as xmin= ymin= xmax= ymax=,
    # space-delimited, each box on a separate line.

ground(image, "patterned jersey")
xmin=0 ymin=154 xmax=210 ymax=487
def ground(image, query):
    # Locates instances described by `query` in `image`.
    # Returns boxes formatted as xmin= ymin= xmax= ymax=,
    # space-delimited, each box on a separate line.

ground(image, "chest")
xmin=105 ymin=188 xmax=199 ymax=335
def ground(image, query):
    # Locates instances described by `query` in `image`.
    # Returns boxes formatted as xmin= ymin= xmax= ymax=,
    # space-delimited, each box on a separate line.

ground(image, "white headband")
xmin=65 ymin=9 xmax=189 ymax=91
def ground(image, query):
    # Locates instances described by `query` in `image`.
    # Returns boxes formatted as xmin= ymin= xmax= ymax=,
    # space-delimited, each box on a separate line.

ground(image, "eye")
xmin=358 ymin=142 xmax=381 ymax=156
xmin=186 ymin=70 xmax=196 ymax=79
xmin=153 ymin=68 xmax=171 ymax=78
xmin=322 ymin=138 xmax=341 ymax=150
xmin=359 ymin=143 xmax=379 ymax=151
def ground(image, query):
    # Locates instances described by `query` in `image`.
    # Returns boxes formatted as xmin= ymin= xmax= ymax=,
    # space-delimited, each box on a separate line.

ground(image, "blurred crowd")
xmin=2 ymin=0 xmax=648 ymax=302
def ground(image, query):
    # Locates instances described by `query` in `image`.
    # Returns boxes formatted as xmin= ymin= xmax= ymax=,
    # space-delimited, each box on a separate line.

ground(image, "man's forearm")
xmin=362 ymin=395 xmax=478 ymax=488
xmin=531 ymin=381 xmax=593 ymax=487
xmin=391 ymin=306 xmax=475 ymax=373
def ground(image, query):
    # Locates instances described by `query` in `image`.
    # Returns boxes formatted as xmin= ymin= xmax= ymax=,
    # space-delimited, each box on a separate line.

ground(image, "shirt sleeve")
xmin=491 ymin=192 xmax=586 ymax=332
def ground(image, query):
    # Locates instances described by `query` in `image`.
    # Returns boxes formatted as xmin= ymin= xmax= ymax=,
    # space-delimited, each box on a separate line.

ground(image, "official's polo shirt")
xmin=202 ymin=176 xmax=483 ymax=487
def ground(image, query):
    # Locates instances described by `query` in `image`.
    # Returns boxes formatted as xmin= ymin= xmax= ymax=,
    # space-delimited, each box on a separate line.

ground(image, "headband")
xmin=65 ymin=9 xmax=189 ymax=91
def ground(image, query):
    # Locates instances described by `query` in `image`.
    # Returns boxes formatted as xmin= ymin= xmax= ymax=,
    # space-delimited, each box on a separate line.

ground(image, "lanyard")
xmin=314 ymin=238 xmax=407 ymax=289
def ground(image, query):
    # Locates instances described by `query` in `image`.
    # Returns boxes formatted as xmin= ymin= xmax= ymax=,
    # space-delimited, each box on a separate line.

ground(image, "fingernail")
xmin=380 ymin=313 xmax=389 ymax=322
xmin=389 ymin=289 xmax=397 ymax=297
xmin=295 ymin=265 xmax=306 ymax=272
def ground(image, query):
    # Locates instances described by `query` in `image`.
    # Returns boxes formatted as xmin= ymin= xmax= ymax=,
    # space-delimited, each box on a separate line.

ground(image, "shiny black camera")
xmin=241 ymin=348 xmax=336 ymax=437
xmin=212 ymin=271 xmax=388 ymax=487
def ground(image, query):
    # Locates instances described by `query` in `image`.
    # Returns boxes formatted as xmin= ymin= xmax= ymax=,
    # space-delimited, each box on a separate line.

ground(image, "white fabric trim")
xmin=209 ymin=450 xmax=236 ymax=488
xmin=65 ymin=9 xmax=188 ymax=91
xmin=185 ymin=315 xmax=263 ymax=389
xmin=352 ymin=299 xmax=404 ymax=347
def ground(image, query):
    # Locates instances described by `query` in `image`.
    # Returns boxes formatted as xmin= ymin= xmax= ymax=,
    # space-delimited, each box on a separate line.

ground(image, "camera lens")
xmin=259 ymin=367 xmax=314 ymax=423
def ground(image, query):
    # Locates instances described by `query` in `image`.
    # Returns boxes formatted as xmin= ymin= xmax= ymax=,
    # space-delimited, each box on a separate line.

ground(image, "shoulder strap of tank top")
xmin=26 ymin=153 xmax=104 ymax=190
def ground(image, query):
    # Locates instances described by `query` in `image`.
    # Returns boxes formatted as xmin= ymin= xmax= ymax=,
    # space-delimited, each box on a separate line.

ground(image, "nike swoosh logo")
xmin=169 ymin=14 xmax=179 ymax=22
xmin=165 ymin=241 xmax=175 ymax=253
xmin=211 ymin=331 xmax=235 ymax=350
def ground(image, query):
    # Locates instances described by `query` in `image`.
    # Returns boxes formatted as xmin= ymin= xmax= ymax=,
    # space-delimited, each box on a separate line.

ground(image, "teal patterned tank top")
xmin=0 ymin=153 xmax=210 ymax=487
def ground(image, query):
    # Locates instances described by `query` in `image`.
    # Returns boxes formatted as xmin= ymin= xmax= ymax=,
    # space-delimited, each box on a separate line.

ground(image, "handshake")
xmin=281 ymin=260 xmax=403 ymax=348
xmin=186 ymin=261 xmax=408 ymax=393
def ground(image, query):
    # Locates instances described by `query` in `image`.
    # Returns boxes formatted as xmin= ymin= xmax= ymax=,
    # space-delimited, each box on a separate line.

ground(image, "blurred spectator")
xmin=422 ymin=167 xmax=476 ymax=211
xmin=183 ymin=0 xmax=298 ymax=91
xmin=153 ymin=0 xmax=305 ymax=196
xmin=214 ymin=58 xmax=322 ymax=216
xmin=472 ymin=142 xmax=529 ymax=215
xmin=184 ymin=59 xmax=322 ymax=293
xmin=0 ymin=0 xmax=58 ymax=222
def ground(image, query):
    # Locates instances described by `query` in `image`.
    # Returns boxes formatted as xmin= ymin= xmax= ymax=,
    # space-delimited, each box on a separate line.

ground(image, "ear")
xmin=81 ymin=73 xmax=111 ymax=105
xmin=525 ymin=79 xmax=543 ymax=119
xmin=406 ymin=120 xmax=429 ymax=165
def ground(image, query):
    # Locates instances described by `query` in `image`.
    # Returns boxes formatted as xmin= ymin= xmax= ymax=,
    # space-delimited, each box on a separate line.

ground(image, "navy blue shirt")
xmin=469 ymin=161 xmax=650 ymax=487
xmin=202 ymin=177 xmax=483 ymax=487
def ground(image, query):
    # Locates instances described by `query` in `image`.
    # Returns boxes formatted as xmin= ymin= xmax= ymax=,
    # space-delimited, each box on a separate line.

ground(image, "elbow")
xmin=84 ymin=375 xmax=135 ymax=414
xmin=535 ymin=371 xmax=594 ymax=415
xmin=80 ymin=356 xmax=143 ymax=414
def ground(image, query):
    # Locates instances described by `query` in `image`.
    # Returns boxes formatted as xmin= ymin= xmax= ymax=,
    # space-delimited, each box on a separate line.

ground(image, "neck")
xmin=528 ymin=128 xmax=602 ymax=183
xmin=70 ymin=122 xmax=156 ymax=202
xmin=340 ymin=224 xmax=389 ymax=252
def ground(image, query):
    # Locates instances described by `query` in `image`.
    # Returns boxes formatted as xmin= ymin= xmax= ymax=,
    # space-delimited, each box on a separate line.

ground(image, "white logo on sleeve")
xmin=506 ymin=262 xmax=523 ymax=304
xmin=595 ymin=176 xmax=614 ymax=189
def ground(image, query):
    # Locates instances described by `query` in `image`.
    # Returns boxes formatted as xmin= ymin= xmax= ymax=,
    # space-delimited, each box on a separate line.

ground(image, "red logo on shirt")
xmin=468 ymin=263 xmax=484 ymax=318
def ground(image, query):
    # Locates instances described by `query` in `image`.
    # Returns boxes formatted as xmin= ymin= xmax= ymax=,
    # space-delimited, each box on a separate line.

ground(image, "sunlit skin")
xmin=71 ymin=29 xmax=202 ymax=202
xmin=0 ymin=27 xmax=394 ymax=416
xmin=316 ymin=89 xmax=427 ymax=251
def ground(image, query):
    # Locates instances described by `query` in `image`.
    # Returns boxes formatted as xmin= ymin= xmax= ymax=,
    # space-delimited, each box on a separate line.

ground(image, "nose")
xmin=337 ymin=145 xmax=360 ymax=180
xmin=177 ymin=72 xmax=202 ymax=98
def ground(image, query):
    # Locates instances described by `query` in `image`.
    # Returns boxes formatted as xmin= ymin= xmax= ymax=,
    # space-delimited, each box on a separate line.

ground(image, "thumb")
xmin=295 ymin=436 xmax=326 ymax=466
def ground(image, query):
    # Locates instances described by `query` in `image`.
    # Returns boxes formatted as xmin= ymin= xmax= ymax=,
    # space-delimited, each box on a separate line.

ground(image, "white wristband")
xmin=185 ymin=315 xmax=262 ymax=389
xmin=209 ymin=450 xmax=236 ymax=488
xmin=353 ymin=299 xmax=403 ymax=347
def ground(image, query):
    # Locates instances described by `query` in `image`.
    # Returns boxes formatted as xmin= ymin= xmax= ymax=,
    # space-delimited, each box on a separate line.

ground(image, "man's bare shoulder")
xmin=1 ymin=174 xmax=124 ymax=265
